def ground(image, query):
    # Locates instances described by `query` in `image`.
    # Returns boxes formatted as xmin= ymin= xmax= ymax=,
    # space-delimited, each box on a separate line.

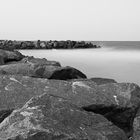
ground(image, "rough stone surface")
xmin=0 ymin=56 xmax=4 ymax=65
xmin=0 ymin=93 xmax=127 ymax=140
xmin=20 ymin=56 xmax=61 ymax=66
xmin=0 ymin=49 xmax=24 ymax=64
xmin=133 ymin=109 xmax=140 ymax=139
xmin=45 ymin=80 xmax=140 ymax=138
xmin=5 ymin=56 xmax=61 ymax=67
xmin=0 ymin=64 xmax=87 ymax=79
xmin=90 ymin=77 xmax=117 ymax=85
xmin=0 ymin=75 xmax=139 ymax=138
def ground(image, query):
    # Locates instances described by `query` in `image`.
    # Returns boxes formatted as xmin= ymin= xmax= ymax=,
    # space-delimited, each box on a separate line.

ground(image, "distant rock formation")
xmin=0 ymin=40 xmax=101 ymax=50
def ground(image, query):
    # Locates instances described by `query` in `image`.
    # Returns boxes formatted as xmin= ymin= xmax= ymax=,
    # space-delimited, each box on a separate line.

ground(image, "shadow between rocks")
xmin=83 ymin=105 xmax=139 ymax=138
xmin=0 ymin=109 xmax=14 ymax=123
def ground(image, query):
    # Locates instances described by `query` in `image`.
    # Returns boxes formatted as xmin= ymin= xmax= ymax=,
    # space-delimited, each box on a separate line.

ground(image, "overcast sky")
xmin=0 ymin=0 xmax=140 ymax=40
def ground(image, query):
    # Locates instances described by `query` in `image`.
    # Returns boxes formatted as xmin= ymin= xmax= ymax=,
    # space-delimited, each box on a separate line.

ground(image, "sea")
xmin=19 ymin=41 xmax=140 ymax=86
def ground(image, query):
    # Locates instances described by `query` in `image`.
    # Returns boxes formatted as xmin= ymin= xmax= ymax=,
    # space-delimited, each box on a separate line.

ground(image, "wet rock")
xmin=0 ymin=93 xmax=128 ymax=140
xmin=0 ymin=49 xmax=24 ymax=64
xmin=90 ymin=77 xmax=117 ymax=85
xmin=0 ymin=56 xmax=4 ymax=65
xmin=33 ymin=65 xmax=87 ymax=79
xmin=49 ymin=66 xmax=87 ymax=80
xmin=0 ymin=75 xmax=139 ymax=138
xmin=0 ymin=63 xmax=34 ymax=76
xmin=0 ymin=64 xmax=86 ymax=79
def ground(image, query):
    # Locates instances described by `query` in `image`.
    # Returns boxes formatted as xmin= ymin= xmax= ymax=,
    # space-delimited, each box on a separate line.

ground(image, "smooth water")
xmin=19 ymin=43 xmax=140 ymax=85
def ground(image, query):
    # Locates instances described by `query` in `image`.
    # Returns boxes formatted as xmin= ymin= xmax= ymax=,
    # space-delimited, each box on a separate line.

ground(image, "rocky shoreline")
xmin=0 ymin=40 xmax=101 ymax=50
xmin=0 ymin=49 xmax=140 ymax=140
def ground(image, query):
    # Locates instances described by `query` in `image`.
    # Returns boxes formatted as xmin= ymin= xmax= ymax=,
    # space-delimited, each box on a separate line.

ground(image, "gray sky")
xmin=0 ymin=0 xmax=140 ymax=40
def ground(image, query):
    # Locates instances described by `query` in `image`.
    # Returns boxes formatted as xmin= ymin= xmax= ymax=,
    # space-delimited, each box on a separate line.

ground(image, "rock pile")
xmin=0 ymin=40 xmax=101 ymax=50
xmin=0 ymin=49 xmax=139 ymax=140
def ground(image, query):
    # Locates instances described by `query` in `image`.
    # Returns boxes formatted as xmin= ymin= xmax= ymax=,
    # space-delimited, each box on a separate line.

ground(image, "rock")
xmin=0 ymin=40 xmax=100 ymax=49
xmin=0 ymin=75 xmax=139 ymax=138
xmin=21 ymin=56 xmax=61 ymax=66
xmin=48 ymin=66 xmax=87 ymax=80
xmin=42 ymin=80 xmax=140 ymax=138
xmin=5 ymin=56 xmax=61 ymax=67
xmin=33 ymin=65 xmax=87 ymax=79
xmin=0 ymin=63 xmax=34 ymax=75
xmin=0 ymin=75 xmax=47 ymax=112
xmin=0 ymin=63 xmax=87 ymax=79
xmin=40 ymin=41 xmax=46 ymax=48
xmin=33 ymin=64 xmax=60 ymax=78
xmin=0 ymin=49 xmax=24 ymax=64
xmin=133 ymin=109 xmax=140 ymax=139
xmin=20 ymin=41 xmax=35 ymax=49
xmin=90 ymin=77 xmax=117 ymax=85
xmin=0 ymin=93 xmax=128 ymax=140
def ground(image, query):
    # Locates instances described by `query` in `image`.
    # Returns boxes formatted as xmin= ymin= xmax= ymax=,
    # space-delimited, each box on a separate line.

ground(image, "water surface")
xmin=19 ymin=42 xmax=140 ymax=85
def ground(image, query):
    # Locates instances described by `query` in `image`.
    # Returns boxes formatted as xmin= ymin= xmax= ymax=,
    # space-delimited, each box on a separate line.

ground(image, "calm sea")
xmin=19 ymin=41 xmax=140 ymax=85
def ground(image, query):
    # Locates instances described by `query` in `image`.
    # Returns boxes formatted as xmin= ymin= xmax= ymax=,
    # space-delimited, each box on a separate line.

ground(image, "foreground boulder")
xmin=0 ymin=75 xmax=139 ymax=138
xmin=0 ymin=93 xmax=127 ymax=140
xmin=0 ymin=63 xmax=87 ymax=79
xmin=0 ymin=49 xmax=24 ymax=64
xmin=43 ymin=79 xmax=140 ymax=138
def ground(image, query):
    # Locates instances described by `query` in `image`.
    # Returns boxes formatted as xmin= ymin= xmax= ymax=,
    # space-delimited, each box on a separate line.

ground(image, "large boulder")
xmin=0 ymin=75 xmax=139 ymax=138
xmin=90 ymin=77 xmax=117 ymax=85
xmin=41 ymin=79 xmax=140 ymax=138
xmin=0 ymin=63 xmax=87 ymax=79
xmin=0 ymin=49 xmax=24 ymax=64
xmin=0 ymin=93 xmax=127 ymax=140
xmin=48 ymin=66 xmax=87 ymax=80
